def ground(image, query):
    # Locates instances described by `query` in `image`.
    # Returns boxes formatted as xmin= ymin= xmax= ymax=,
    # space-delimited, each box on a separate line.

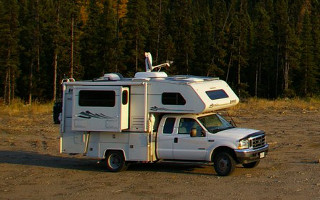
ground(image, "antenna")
xmin=145 ymin=52 xmax=153 ymax=72
xmin=145 ymin=52 xmax=170 ymax=72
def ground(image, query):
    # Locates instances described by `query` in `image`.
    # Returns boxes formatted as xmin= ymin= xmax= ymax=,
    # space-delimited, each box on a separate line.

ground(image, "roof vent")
xmin=103 ymin=73 xmax=121 ymax=81
xmin=134 ymin=72 xmax=168 ymax=79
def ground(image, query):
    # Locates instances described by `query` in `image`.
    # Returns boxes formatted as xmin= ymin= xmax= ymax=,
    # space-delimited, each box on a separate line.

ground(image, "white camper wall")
xmin=71 ymin=86 xmax=126 ymax=132
xmin=129 ymin=83 xmax=148 ymax=132
xmin=147 ymin=81 xmax=206 ymax=113
xmin=60 ymin=84 xmax=86 ymax=154
xmin=190 ymin=80 xmax=239 ymax=112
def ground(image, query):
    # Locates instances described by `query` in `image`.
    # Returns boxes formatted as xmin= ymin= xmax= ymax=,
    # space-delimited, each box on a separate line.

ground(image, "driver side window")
xmin=178 ymin=118 xmax=204 ymax=137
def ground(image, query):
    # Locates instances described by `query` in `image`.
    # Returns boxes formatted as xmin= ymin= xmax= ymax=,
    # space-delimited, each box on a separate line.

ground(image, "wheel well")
xmin=104 ymin=149 xmax=126 ymax=160
xmin=211 ymin=146 xmax=238 ymax=163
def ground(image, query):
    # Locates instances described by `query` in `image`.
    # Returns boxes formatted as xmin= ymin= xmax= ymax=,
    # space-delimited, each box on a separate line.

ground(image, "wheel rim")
xmin=218 ymin=156 xmax=229 ymax=173
xmin=108 ymin=154 xmax=121 ymax=169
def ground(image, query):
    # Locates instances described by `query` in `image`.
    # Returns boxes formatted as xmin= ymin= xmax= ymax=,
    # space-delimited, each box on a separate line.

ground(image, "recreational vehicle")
xmin=58 ymin=53 xmax=268 ymax=176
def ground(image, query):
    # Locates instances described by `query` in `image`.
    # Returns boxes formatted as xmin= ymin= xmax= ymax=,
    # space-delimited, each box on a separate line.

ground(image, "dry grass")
xmin=231 ymin=98 xmax=320 ymax=111
xmin=0 ymin=99 xmax=53 ymax=116
xmin=1 ymin=98 xmax=320 ymax=116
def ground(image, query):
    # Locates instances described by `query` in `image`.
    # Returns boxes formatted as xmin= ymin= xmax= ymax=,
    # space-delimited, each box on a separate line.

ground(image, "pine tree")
xmin=17 ymin=0 xmax=42 ymax=104
xmin=0 ymin=0 xmax=20 ymax=104
xmin=251 ymin=1 xmax=274 ymax=97
xmin=311 ymin=1 xmax=320 ymax=94
xmin=229 ymin=0 xmax=252 ymax=98
xmin=80 ymin=0 xmax=102 ymax=79
xmin=275 ymin=0 xmax=300 ymax=97
xmin=299 ymin=12 xmax=317 ymax=96
xmin=123 ymin=0 xmax=149 ymax=74
xmin=111 ymin=0 xmax=127 ymax=73
xmin=166 ymin=0 xmax=194 ymax=75
xmin=146 ymin=0 xmax=169 ymax=65
xmin=97 ymin=0 xmax=117 ymax=73
xmin=193 ymin=2 xmax=215 ymax=76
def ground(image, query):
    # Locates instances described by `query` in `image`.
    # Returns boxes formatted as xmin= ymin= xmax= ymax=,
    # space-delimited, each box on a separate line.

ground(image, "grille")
xmin=249 ymin=135 xmax=266 ymax=149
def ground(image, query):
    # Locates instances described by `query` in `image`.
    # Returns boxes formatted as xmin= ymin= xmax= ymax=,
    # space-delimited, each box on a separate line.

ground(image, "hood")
xmin=214 ymin=128 xmax=263 ymax=140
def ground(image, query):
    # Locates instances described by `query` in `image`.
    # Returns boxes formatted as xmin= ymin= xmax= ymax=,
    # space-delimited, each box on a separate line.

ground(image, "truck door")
xmin=157 ymin=117 xmax=176 ymax=159
xmin=172 ymin=118 xmax=209 ymax=161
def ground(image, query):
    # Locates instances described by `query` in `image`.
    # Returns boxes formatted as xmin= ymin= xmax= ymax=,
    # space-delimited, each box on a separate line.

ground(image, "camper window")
xmin=206 ymin=89 xmax=229 ymax=100
xmin=122 ymin=90 xmax=128 ymax=105
xmin=162 ymin=92 xmax=186 ymax=105
xmin=79 ymin=90 xmax=115 ymax=107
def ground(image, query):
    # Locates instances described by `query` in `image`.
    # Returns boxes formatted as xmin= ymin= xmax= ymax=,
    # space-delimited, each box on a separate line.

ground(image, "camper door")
xmin=72 ymin=86 xmax=129 ymax=132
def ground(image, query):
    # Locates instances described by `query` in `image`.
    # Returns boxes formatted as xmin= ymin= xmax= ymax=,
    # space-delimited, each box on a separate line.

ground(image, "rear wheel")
xmin=105 ymin=151 xmax=128 ymax=172
xmin=242 ymin=161 xmax=260 ymax=168
xmin=213 ymin=152 xmax=236 ymax=176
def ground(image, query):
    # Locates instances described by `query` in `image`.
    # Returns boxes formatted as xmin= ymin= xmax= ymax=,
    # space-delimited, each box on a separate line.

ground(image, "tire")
xmin=53 ymin=102 xmax=62 ymax=124
xmin=242 ymin=161 xmax=260 ymax=168
xmin=213 ymin=152 xmax=236 ymax=176
xmin=105 ymin=151 xmax=128 ymax=172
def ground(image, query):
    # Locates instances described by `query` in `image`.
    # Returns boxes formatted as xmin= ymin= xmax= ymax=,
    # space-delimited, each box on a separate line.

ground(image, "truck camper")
xmin=59 ymin=53 xmax=268 ymax=176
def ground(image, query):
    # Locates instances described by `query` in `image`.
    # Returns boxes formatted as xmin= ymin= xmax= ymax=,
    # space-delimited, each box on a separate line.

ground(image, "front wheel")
xmin=213 ymin=152 xmax=236 ymax=176
xmin=105 ymin=151 xmax=128 ymax=172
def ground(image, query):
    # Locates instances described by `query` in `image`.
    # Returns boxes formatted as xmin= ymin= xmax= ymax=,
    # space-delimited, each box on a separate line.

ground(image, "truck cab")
xmin=156 ymin=113 xmax=269 ymax=176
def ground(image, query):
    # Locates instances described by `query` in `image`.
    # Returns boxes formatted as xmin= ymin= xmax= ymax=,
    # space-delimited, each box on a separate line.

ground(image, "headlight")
xmin=238 ymin=139 xmax=249 ymax=149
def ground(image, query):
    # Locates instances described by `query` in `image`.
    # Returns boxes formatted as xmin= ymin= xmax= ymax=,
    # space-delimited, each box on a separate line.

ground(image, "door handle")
xmin=174 ymin=138 xmax=178 ymax=143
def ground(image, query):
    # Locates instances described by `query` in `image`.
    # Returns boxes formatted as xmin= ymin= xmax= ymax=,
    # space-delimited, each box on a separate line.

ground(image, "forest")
xmin=0 ymin=0 xmax=319 ymax=104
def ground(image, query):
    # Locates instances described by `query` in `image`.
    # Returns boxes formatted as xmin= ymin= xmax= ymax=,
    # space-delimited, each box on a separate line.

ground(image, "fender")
xmin=103 ymin=149 xmax=127 ymax=160
xmin=206 ymin=140 xmax=237 ymax=161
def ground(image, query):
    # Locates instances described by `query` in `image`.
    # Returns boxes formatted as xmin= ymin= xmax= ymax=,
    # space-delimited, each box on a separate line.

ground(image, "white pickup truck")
xmin=59 ymin=54 xmax=268 ymax=176
xmin=156 ymin=113 xmax=268 ymax=175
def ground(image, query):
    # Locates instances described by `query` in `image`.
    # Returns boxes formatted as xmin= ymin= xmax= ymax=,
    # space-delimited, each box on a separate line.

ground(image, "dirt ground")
xmin=0 ymin=108 xmax=320 ymax=200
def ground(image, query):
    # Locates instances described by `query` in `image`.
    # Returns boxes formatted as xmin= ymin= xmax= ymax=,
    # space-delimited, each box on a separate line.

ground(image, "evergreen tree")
xmin=146 ymin=0 xmax=169 ymax=65
xmin=193 ymin=1 xmax=215 ymax=76
xmin=0 ymin=0 xmax=20 ymax=104
xmin=299 ymin=12 xmax=317 ymax=96
xmin=194 ymin=0 xmax=226 ymax=77
xmin=0 ymin=0 xmax=320 ymax=101
xmin=123 ymin=0 xmax=149 ymax=75
xmin=251 ymin=1 xmax=274 ymax=98
xmin=311 ymin=1 xmax=320 ymax=93
xmin=166 ymin=0 xmax=194 ymax=75
xmin=274 ymin=0 xmax=300 ymax=97
xmin=97 ymin=0 xmax=118 ymax=74
xmin=111 ymin=0 xmax=127 ymax=73
xmin=17 ymin=0 xmax=42 ymax=103
xmin=229 ymin=0 xmax=252 ymax=98
xmin=80 ymin=0 xmax=102 ymax=79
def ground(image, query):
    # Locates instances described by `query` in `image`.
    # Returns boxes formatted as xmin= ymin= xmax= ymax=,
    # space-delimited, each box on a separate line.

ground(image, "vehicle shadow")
xmin=0 ymin=150 xmax=218 ymax=176
xmin=127 ymin=162 xmax=217 ymax=176
xmin=0 ymin=150 xmax=101 ymax=172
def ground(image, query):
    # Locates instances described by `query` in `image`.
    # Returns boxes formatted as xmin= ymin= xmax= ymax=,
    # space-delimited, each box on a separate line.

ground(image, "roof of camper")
xmin=63 ymin=72 xmax=221 ymax=86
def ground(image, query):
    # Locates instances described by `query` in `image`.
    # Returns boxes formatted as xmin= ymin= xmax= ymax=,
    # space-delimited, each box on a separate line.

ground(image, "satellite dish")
xmin=145 ymin=52 xmax=170 ymax=72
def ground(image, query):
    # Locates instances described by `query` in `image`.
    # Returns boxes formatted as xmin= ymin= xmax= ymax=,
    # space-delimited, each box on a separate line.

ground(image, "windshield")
xmin=198 ymin=114 xmax=234 ymax=133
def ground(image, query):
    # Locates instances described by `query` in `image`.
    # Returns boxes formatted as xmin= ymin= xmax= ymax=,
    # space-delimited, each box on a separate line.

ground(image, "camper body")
xmin=59 ymin=72 xmax=268 ymax=176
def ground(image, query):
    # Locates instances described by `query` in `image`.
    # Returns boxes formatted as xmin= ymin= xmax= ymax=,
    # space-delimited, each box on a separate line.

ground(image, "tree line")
xmin=0 ymin=0 xmax=319 ymax=104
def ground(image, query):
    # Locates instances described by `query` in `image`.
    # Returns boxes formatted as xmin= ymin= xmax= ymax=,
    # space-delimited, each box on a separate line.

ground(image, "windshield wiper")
xmin=209 ymin=126 xmax=234 ymax=133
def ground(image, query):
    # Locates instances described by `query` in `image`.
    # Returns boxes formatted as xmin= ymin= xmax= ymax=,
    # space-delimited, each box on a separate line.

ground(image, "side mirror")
xmin=190 ymin=128 xmax=197 ymax=137
xmin=201 ymin=129 xmax=206 ymax=137
xmin=229 ymin=120 xmax=236 ymax=127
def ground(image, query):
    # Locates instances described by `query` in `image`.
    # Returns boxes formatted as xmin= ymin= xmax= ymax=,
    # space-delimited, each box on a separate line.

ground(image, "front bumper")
xmin=234 ymin=144 xmax=269 ymax=164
